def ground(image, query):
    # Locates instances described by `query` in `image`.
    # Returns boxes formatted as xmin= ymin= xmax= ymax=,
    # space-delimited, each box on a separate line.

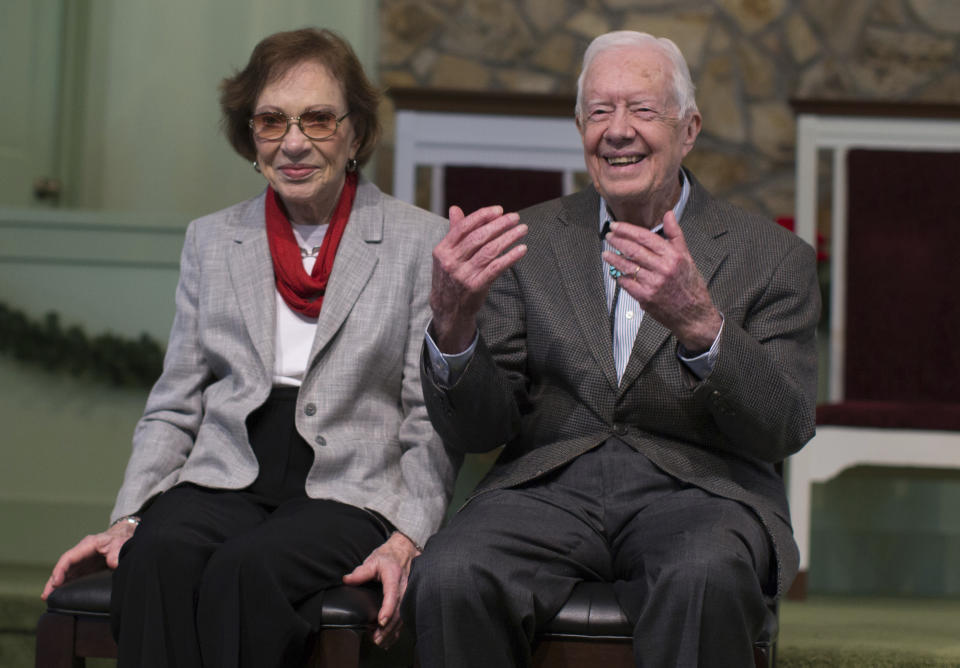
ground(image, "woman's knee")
xmin=199 ymin=534 xmax=273 ymax=592
xmin=118 ymin=523 xmax=211 ymax=580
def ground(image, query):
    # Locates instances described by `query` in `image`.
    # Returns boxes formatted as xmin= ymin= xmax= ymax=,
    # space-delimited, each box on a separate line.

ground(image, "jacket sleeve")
xmin=420 ymin=265 xmax=529 ymax=455
xmin=692 ymin=239 xmax=820 ymax=463
xmin=388 ymin=217 xmax=462 ymax=548
xmin=110 ymin=220 xmax=211 ymax=522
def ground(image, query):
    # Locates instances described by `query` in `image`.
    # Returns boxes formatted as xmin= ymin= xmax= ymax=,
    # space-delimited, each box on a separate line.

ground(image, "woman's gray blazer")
xmin=111 ymin=178 xmax=455 ymax=548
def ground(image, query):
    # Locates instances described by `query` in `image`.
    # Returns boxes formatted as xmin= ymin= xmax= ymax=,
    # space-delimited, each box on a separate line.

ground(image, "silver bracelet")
xmin=111 ymin=515 xmax=141 ymax=528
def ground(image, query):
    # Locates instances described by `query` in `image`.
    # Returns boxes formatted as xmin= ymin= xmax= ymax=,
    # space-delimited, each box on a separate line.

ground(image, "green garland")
xmin=0 ymin=301 xmax=164 ymax=388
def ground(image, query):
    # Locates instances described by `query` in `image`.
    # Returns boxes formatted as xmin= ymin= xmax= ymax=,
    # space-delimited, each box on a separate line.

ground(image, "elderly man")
xmin=405 ymin=30 xmax=819 ymax=667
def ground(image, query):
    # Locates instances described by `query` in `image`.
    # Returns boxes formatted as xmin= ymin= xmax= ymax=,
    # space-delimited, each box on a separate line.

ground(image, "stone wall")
xmin=378 ymin=0 xmax=960 ymax=219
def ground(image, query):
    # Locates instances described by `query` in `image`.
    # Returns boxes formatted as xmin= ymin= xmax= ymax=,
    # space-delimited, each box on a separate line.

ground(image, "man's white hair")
xmin=575 ymin=31 xmax=698 ymax=121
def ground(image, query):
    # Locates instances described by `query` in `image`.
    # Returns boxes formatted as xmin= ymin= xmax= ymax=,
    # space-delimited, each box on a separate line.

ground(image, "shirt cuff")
xmin=678 ymin=315 xmax=724 ymax=380
xmin=424 ymin=320 xmax=479 ymax=386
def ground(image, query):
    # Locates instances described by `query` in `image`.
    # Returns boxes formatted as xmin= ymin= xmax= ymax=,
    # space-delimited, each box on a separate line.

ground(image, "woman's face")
xmin=253 ymin=60 xmax=359 ymax=223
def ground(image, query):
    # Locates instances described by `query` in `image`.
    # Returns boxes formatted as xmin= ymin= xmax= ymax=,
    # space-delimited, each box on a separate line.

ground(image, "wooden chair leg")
xmin=754 ymin=642 xmax=774 ymax=668
xmin=35 ymin=612 xmax=82 ymax=668
xmin=312 ymin=628 xmax=363 ymax=668
xmin=73 ymin=617 xmax=117 ymax=659
xmin=532 ymin=638 xmax=633 ymax=667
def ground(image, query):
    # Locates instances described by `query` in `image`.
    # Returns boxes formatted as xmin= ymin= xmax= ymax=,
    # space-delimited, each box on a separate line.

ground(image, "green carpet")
xmin=3 ymin=563 xmax=959 ymax=667
xmin=0 ymin=565 xmax=47 ymax=668
xmin=0 ymin=594 xmax=42 ymax=668
xmin=778 ymin=595 xmax=960 ymax=667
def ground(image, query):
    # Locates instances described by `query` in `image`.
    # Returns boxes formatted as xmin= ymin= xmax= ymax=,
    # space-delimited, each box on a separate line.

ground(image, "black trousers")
xmin=111 ymin=388 xmax=389 ymax=668
xmin=405 ymin=438 xmax=772 ymax=668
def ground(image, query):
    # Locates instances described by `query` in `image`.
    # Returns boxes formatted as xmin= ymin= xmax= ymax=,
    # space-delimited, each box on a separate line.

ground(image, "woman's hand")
xmin=341 ymin=531 xmax=420 ymax=648
xmin=41 ymin=520 xmax=137 ymax=600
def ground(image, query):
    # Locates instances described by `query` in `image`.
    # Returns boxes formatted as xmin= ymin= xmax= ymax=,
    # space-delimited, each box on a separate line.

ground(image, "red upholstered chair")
xmin=787 ymin=148 xmax=960 ymax=597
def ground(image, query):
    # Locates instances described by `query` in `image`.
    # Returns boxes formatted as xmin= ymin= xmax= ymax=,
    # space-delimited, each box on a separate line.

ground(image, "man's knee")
xmin=411 ymin=536 xmax=480 ymax=598
xmin=664 ymin=533 xmax=762 ymax=597
xmin=695 ymin=554 xmax=759 ymax=606
xmin=617 ymin=524 xmax=766 ymax=620
xmin=407 ymin=529 xmax=518 ymax=623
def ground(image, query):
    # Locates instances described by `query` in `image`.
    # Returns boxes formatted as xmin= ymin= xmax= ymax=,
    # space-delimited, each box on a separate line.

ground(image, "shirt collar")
xmin=597 ymin=169 xmax=690 ymax=236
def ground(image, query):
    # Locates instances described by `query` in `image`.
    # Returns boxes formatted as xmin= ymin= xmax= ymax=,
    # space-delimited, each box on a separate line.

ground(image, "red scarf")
xmin=265 ymin=172 xmax=358 ymax=317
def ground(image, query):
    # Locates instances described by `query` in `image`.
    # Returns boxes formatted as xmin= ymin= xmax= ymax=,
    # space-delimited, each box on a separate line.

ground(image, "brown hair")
xmin=219 ymin=28 xmax=381 ymax=165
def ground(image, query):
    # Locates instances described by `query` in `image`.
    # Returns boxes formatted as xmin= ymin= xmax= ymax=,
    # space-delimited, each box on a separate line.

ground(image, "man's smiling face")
xmin=576 ymin=45 xmax=700 ymax=221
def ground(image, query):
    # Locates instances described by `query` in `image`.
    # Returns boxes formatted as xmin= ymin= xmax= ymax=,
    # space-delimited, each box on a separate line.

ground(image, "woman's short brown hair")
xmin=220 ymin=28 xmax=381 ymax=166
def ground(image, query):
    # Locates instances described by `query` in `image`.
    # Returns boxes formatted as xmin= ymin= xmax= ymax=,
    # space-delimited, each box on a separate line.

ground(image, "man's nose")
xmin=605 ymin=107 xmax=636 ymax=141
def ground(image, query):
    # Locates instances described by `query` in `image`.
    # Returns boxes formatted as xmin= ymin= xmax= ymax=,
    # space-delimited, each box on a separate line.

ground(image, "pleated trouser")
xmin=405 ymin=437 xmax=772 ymax=668
xmin=111 ymin=387 xmax=390 ymax=668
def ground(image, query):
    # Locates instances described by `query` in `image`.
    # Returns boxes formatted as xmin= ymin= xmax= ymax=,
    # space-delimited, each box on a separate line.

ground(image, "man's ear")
xmin=680 ymin=111 xmax=702 ymax=157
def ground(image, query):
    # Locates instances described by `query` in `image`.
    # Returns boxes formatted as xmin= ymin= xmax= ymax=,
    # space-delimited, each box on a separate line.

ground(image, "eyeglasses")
xmin=248 ymin=110 xmax=350 ymax=141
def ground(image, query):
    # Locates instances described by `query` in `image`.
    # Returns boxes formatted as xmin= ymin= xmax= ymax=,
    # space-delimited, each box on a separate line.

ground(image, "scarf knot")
xmin=265 ymin=171 xmax=358 ymax=317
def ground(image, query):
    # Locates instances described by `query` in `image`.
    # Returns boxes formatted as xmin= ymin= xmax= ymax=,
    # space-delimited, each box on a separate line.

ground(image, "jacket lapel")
xmin=228 ymin=192 xmax=276 ymax=375
xmin=307 ymin=178 xmax=380 ymax=363
xmin=617 ymin=172 xmax=728 ymax=392
xmin=550 ymin=188 xmax=620 ymax=390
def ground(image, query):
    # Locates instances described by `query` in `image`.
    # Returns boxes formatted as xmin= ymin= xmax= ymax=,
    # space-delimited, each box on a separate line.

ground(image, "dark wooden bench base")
xmin=37 ymin=572 xmax=776 ymax=667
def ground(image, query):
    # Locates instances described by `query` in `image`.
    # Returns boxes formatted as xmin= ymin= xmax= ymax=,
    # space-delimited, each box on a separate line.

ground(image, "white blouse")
xmin=272 ymin=222 xmax=328 ymax=386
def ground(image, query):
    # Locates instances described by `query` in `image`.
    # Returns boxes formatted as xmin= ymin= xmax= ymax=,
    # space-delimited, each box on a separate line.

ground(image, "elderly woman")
xmin=41 ymin=27 xmax=455 ymax=667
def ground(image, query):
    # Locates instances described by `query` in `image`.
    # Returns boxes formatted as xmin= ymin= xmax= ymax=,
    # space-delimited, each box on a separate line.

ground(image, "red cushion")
xmin=817 ymin=401 xmax=960 ymax=431
xmin=843 ymin=150 xmax=960 ymax=406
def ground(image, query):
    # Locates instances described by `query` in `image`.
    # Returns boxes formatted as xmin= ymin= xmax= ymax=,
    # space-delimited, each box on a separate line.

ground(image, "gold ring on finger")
xmin=633 ymin=266 xmax=641 ymax=281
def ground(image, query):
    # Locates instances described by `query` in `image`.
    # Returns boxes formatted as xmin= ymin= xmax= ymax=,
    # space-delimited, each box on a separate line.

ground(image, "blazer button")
xmin=710 ymin=391 xmax=733 ymax=415
xmin=315 ymin=435 xmax=326 ymax=446
xmin=614 ymin=423 xmax=628 ymax=435
xmin=304 ymin=403 xmax=317 ymax=416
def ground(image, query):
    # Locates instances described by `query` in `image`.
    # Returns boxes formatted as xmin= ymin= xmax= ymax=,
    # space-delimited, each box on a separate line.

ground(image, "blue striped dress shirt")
xmin=601 ymin=172 xmax=721 ymax=383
